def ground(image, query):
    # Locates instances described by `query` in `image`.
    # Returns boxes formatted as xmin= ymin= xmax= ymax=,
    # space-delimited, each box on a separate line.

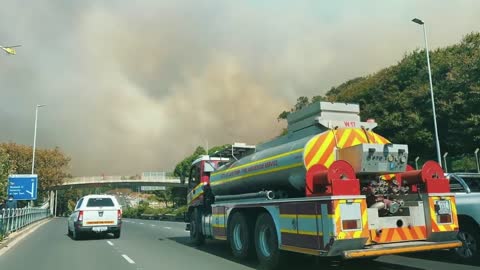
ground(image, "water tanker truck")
xmin=185 ymin=102 xmax=461 ymax=269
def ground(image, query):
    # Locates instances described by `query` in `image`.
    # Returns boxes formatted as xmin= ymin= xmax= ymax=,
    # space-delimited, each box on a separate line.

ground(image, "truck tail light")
xmin=438 ymin=214 xmax=452 ymax=224
xmin=117 ymin=209 xmax=122 ymax=220
xmin=342 ymin=219 xmax=361 ymax=230
xmin=78 ymin=210 xmax=84 ymax=222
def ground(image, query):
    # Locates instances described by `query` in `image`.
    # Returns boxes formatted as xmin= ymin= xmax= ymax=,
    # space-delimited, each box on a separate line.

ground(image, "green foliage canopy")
xmin=279 ymin=33 xmax=480 ymax=164
xmin=0 ymin=143 xmax=71 ymax=203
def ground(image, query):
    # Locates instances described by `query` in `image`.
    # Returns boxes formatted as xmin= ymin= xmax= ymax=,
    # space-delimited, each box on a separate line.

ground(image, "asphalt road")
xmin=0 ymin=218 xmax=478 ymax=270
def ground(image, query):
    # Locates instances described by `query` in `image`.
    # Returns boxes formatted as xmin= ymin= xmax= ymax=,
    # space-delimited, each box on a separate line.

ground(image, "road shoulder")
xmin=0 ymin=217 xmax=52 ymax=256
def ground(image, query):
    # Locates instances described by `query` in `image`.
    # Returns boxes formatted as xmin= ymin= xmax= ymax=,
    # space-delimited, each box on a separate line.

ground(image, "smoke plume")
xmin=1 ymin=1 xmax=479 ymax=175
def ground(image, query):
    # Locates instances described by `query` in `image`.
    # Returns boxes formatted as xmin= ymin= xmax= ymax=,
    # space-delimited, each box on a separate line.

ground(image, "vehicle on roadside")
xmin=67 ymin=195 xmax=122 ymax=240
xmin=445 ymin=172 xmax=480 ymax=261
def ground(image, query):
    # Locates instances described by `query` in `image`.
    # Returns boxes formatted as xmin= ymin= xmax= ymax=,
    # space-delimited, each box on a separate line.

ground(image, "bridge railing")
xmin=0 ymin=208 xmax=51 ymax=239
xmin=62 ymin=176 xmax=182 ymax=185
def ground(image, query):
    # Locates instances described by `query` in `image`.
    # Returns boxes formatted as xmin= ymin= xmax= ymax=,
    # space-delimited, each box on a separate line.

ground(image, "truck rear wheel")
xmin=190 ymin=208 xmax=205 ymax=246
xmin=228 ymin=212 xmax=253 ymax=259
xmin=254 ymin=213 xmax=283 ymax=270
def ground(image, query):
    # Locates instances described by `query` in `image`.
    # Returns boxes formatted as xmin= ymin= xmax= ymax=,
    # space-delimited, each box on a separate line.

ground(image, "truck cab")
xmin=187 ymin=156 xmax=230 ymax=207
xmin=187 ymin=143 xmax=255 ymax=208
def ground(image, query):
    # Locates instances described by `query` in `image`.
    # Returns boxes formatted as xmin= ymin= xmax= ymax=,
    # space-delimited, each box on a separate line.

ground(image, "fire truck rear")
xmin=185 ymin=102 xmax=461 ymax=269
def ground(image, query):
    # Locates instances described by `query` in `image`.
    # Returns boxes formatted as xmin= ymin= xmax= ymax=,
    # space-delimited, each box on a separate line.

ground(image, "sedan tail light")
xmin=117 ymin=209 xmax=122 ymax=220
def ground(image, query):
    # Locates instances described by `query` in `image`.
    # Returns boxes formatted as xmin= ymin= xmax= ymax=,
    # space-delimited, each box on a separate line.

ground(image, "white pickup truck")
xmin=67 ymin=195 xmax=122 ymax=240
xmin=446 ymin=173 xmax=480 ymax=261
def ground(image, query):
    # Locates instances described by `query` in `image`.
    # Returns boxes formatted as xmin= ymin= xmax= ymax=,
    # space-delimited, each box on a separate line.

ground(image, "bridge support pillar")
xmin=48 ymin=190 xmax=57 ymax=215
xmin=48 ymin=190 xmax=55 ymax=215
xmin=54 ymin=190 xmax=58 ymax=217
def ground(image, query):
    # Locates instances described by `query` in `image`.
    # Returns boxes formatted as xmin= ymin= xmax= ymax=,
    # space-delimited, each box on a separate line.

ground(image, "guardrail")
xmin=0 ymin=208 xmax=51 ymax=239
xmin=138 ymin=213 xmax=185 ymax=221
xmin=55 ymin=177 xmax=183 ymax=188
xmin=66 ymin=176 xmax=181 ymax=183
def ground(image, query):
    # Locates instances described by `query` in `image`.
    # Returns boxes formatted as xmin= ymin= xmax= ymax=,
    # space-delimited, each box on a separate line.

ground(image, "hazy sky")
xmin=1 ymin=1 xmax=479 ymax=176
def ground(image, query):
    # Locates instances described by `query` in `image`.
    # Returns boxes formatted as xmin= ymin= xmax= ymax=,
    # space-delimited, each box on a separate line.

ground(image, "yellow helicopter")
xmin=0 ymin=45 xmax=21 ymax=55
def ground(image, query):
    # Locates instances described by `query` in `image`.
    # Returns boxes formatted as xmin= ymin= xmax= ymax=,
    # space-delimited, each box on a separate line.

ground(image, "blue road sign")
xmin=7 ymin=174 xmax=38 ymax=200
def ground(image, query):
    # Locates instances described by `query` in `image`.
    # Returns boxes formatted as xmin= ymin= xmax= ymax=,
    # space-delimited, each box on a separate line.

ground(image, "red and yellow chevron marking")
xmin=304 ymin=128 xmax=390 ymax=170
xmin=369 ymin=226 xmax=427 ymax=243
xmin=428 ymin=196 xmax=459 ymax=232
xmin=370 ymin=131 xmax=390 ymax=144
xmin=332 ymin=199 xmax=369 ymax=240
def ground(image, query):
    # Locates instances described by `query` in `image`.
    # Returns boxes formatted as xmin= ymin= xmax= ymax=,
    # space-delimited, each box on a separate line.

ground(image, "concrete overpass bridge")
xmin=47 ymin=174 xmax=187 ymax=215
xmin=50 ymin=175 xmax=186 ymax=190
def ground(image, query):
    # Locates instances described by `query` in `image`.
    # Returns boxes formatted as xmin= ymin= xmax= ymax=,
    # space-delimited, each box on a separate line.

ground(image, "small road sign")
xmin=7 ymin=174 xmax=38 ymax=200
xmin=141 ymin=186 xmax=166 ymax=191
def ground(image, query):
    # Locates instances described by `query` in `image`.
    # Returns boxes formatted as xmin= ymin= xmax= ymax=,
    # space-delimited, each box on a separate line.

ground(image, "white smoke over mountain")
xmin=0 ymin=1 xmax=479 ymax=175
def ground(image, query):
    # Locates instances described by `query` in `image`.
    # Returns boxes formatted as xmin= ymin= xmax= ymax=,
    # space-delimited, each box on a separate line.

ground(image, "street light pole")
xmin=412 ymin=18 xmax=442 ymax=167
xmin=31 ymin=104 xmax=46 ymax=174
xmin=415 ymin=156 xmax=420 ymax=170
xmin=443 ymin=152 xmax=448 ymax=173
xmin=475 ymin=148 xmax=479 ymax=173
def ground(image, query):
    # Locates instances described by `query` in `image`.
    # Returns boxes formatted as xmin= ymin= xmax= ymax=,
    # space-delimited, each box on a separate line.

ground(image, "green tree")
xmin=207 ymin=144 xmax=231 ymax=156
xmin=173 ymin=144 xmax=233 ymax=179
xmin=35 ymin=147 xmax=71 ymax=193
xmin=153 ymin=189 xmax=171 ymax=207
xmin=277 ymin=95 xmax=327 ymax=122
xmin=0 ymin=143 xmax=71 ymax=205
xmin=451 ymin=156 xmax=477 ymax=172
xmin=0 ymin=147 xmax=13 ymax=201
xmin=280 ymin=33 xmax=480 ymax=162
xmin=173 ymin=146 xmax=206 ymax=178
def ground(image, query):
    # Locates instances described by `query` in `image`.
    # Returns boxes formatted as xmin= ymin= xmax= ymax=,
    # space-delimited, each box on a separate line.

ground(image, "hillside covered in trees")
xmin=279 ymin=33 xmax=480 ymax=169
xmin=175 ymin=33 xmax=480 ymax=173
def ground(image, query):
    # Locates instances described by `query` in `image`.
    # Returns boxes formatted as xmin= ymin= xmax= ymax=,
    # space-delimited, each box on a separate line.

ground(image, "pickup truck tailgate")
xmin=82 ymin=208 xmax=118 ymax=226
xmin=80 ymin=197 xmax=119 ymax=227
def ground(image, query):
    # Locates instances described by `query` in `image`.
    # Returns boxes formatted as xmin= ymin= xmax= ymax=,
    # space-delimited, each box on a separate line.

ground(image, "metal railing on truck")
xmin=0 ymin=208 xmax=51 ymax=239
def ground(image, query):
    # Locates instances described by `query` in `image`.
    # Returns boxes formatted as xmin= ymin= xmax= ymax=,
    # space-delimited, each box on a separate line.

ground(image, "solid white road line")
xmin=122 ymin=254 xmax=135 ymax=264
xmin=107 ymin=241 xmax=114 ymax=246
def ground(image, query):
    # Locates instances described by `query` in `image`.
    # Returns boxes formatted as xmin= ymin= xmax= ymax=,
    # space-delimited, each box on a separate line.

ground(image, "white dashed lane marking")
xmin=107 ymin=241 xmax=114 ymax=246
xmin=163 ymin=227 xmax=171 ymax=230
xmin=122 ymin=254 xmax=135 ymax=264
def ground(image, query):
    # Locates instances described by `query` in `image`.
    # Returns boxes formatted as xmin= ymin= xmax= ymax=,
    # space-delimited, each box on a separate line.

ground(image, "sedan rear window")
xmin=86 ymin=198 xmax=115 ymax=207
